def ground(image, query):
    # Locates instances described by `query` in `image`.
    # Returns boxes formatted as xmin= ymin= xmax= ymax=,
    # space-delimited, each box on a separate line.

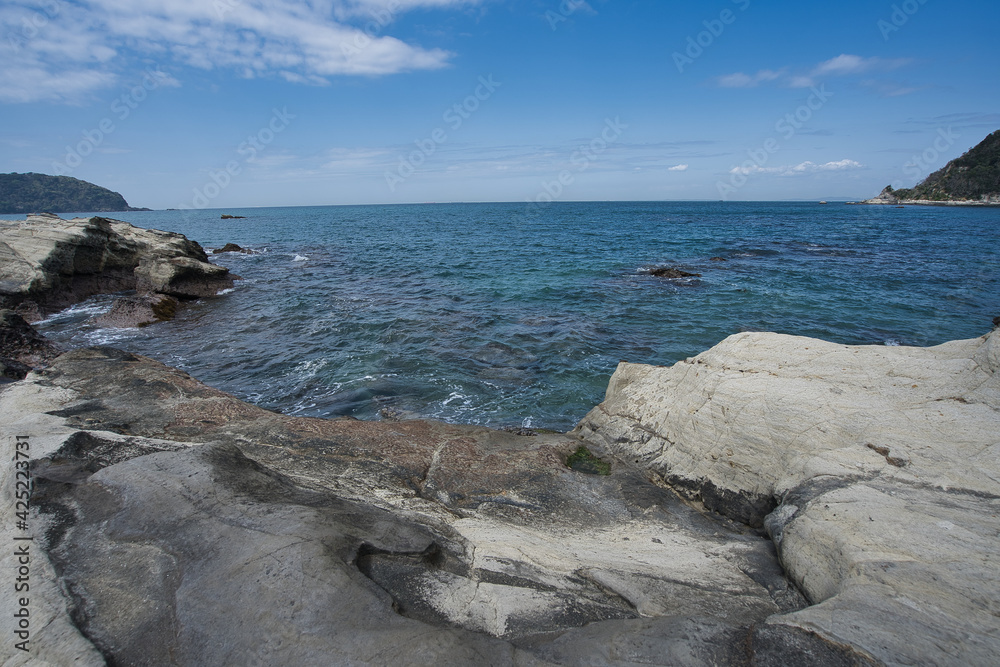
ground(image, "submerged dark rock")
xmin=649 ymin=266 xmax=702 ymax=279
xmin=213 ymin=242 xmax=251 ymax=253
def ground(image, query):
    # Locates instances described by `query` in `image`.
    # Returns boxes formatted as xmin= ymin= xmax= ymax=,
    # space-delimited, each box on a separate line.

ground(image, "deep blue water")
xmin=36 ymin=201 xmax=1000 ymax=430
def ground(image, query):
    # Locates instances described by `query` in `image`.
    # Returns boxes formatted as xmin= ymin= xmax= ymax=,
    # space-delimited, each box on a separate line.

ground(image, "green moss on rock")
xmin=566 ymin=446 xmax=611 ymax=476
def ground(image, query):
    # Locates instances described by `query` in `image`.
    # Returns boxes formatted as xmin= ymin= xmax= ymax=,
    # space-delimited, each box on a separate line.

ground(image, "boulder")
xmin=0 ymin=214 xmax=234 ymax=321
xmin=135 ymin=255 xmax=233 ymax=298
xmin=91 ymin=293 xmax=179 ymax=328
xmin=649 ymin=266 xmax=701 ymax=279
xmin=0 ymin=308 xmax=60 ymax=379
xmin=213 ymin=242 xmax=250 ymax=254
xmin=574 ymin=328 xmax=1000 ymax=665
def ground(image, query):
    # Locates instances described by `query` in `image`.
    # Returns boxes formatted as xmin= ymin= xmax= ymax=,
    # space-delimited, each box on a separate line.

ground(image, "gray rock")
xmin=1 ymin=346 xmax=805 ymax=666
xmin=0 ymin=308 xmax=60 ymax=379
xmin=91 ymin=293 xmax=179 ymax=328
xmin=0 ymin=214 xmax=233 ymax=321
xmin=574 ymin=329 xmax=1000 ymax=665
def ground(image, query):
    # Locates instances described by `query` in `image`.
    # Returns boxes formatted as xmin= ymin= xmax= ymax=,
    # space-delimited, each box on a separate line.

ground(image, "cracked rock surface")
xmin=0 ymin=214 xmax=233 ymax=324
xmin=575 ymin=329 xmax=1000 ymax=666
xmin=4 ymin=327 xmax=995 ymax=665
xmin=0 ymin=345 xmax=856 ymax=666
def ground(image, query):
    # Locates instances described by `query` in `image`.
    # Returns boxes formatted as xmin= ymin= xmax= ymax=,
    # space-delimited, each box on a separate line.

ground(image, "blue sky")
xmin=2 ymin=0 xmax=998 ymax=208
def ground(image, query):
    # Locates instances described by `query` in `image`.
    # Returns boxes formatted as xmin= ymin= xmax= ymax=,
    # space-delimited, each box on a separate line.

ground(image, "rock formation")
xmin=574 ymin=329 xmax=1000 ymax=665
xmin=4 ymin=341 xmax=878 ymax=666
xmin=858 ymin=130 xmax=1000 ymax=205
xmin=1 ymin=299 xmax=998 ymax=663
xmin=0 ymin=213 xmax=234 ymax=324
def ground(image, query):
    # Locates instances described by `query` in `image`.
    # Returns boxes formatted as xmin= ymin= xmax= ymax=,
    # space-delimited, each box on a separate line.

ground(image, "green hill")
xmin=0 ymin=173 xmax=147 ymax=214
xmin=891 ymin=129 xmax=1000 ymax=201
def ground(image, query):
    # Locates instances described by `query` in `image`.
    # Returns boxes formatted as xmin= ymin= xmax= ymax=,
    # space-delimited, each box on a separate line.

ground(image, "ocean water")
xmin=36 ymin=201 xmax=1000 ymax=431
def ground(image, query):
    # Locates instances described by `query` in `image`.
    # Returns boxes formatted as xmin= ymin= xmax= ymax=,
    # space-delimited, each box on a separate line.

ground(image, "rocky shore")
xmin=1 ymin=216 xmax=998 ymax=665
xmin=854 ymin=186 xmax=1000 ymax=206
xmin=0 ymin=213 xmax=234 ymax=324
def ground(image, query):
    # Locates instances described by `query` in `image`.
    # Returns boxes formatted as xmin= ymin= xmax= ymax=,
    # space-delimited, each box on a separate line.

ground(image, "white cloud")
xmin=730 ymin=159 xmax=863 ymax=176
xmin=715 ymin=69 xmax=783 ymax=89
xmin=715 ymin=54 xmax=914 ymax=91
xmin=0 ymin=0 xmax=474 ymax=103
xmin=813 ymin=54 xmax=910 ymax=77
xmin=667 ymin=164 xmax=689 ymax=171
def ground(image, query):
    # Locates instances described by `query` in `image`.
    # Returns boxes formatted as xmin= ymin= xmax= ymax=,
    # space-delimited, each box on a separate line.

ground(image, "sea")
xmin=35 ymin=201 xmax=1000 ymax=431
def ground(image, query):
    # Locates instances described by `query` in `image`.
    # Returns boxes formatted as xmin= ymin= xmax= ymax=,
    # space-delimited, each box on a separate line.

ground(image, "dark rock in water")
xmin=0 ymin=214 xmax=234 ymax=321
xmin=993 ymin=315 xmax=1000 ymax=329
xmin=0 ymin=308 xmax=61 ymax=378
xmin=649 ymin=266 xmax=701 ymax=279
xmin=472 ymin=341 xmax=538 ymax=369
xmin=92 ymin=293 xmax=179 ymax=328
xmin=220 ymin=214 xmax=246 ymax=219
xmin=213 ymin=243 xmax=251 ymax=254
xmin=709 ymin=256 xmax=727 ymax=262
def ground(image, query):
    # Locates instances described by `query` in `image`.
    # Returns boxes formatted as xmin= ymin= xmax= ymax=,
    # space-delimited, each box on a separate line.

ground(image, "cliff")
xmin=0 ymin=173 xmax=148 ymax=214
xmin=860 ymin=129 xmax=1000 ymax=205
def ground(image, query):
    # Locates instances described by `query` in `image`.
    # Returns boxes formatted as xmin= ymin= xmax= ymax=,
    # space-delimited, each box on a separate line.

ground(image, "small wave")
xmin=36 ymin=300 xmax=111 ymax=324
xmin=884 ymin=339 xmax=901 ymax=347
xmin=291 ymin=358 xmax=329 ymax=380
xmin=83 ymin=327 xmax=144 ymax=346
xmin=441 ymin=391 xmax=470 ymax=407
xmin=293 ymin=254 xmax=309 ymax=262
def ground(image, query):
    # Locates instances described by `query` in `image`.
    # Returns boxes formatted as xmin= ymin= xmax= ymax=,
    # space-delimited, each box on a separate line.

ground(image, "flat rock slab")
xmin=575 ymin=329 xmax=1000 ymax=665
xmin=0 ymin=346 xmax=847 ymax=666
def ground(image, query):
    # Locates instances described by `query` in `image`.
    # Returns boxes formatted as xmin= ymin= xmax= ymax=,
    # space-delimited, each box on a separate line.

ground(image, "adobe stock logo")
xmin=385 ymin=75 xmax=501 ymax=192
xmin=672 ymin=0 xmax=751 ymax=74
xmin=51 ymin=67 xmax=173 ymax=175
xmin=878 ymin=0 xmax=930 ymax=40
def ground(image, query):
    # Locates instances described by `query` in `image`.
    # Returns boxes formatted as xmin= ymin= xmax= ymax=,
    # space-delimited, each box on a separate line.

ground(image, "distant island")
xmin=0 ymin=172 xmax=150 ymax=214
xmin=858 ymin=129 xmax=1000 ymax=206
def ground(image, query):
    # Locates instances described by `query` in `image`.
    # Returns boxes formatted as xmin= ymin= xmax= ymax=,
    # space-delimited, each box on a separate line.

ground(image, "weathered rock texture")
xmin=574 ymin=329 xmax=1000 ymax=665
xmin=0 ymin=308 xmax=61 ymax=380
xmin=0 ymin=346 xmax=879 ymax=666
xmin=0 ymin=213 xmax=233 ymax=323
xmin=3 ymin=329 xmax=996 ymax=665
xmin=90 ymin=292 xmax=179 ymax=328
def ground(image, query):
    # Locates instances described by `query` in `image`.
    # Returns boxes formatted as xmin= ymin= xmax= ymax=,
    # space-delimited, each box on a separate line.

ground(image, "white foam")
xmin=36 ymin=300 xmax=110 ymax=324
xmin=293 ymin=254 xmax=309 ymax=262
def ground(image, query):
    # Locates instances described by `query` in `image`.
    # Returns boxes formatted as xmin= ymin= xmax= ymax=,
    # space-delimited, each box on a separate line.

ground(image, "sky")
xmin=1 ymin=0 xmax=998 ymax=209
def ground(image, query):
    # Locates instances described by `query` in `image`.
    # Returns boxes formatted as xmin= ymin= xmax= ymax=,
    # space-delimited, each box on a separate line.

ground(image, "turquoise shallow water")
xmin=37 ymin=201 xmax=1000 ymax=430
